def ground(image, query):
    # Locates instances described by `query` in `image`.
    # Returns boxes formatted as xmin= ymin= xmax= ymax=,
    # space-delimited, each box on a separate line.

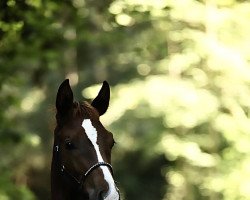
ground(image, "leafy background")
xmin=1 ymin=0 xmax=250 ymax=199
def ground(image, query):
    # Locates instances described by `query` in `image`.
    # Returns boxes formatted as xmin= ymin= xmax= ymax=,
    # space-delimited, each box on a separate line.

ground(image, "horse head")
xmin=51 ymin=79 xmax=120 ymax=200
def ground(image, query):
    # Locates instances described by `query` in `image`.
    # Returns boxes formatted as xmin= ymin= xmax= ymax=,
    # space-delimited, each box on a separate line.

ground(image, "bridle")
xmin=54 ymin=144 xmax=113 ymax=187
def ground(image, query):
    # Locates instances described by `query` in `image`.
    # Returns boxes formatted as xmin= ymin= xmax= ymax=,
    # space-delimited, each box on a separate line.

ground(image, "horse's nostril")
xmin=97 ymin=185 xmax=109 ymax=200
xmin=99 ymin=189 xmax=108 ymax=200
xmin=98 ymin=191 xmax=104 ymax=200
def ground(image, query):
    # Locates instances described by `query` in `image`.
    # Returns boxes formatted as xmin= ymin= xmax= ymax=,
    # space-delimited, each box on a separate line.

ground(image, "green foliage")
xmin=0 ymin=171 xmax=35 ymax=200
xmin=1 ymin=0 xmax=250 ymax=199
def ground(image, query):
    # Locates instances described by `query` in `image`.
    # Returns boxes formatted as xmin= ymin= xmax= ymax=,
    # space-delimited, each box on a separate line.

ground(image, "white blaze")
xmin=82 ymin=119 xmax=119 ymax=200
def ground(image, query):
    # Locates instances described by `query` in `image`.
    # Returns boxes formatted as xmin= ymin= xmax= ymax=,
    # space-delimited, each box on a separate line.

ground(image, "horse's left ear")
xmin=91 ymin=81 xmax=110 ymax=116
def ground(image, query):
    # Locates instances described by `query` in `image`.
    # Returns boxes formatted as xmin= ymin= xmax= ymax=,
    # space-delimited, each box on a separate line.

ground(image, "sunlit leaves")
xmin=2 ymin=0 xmax=250 ymax=199
xmin=21 ymin=89 xmax=45 ymax=112
xmin=105 ymin=0 xmax=250 ymax=199
xmin=99 ymin=76 xmax=218 ymax=128
xmin=115 ymin=13 xmax=134 ymax=26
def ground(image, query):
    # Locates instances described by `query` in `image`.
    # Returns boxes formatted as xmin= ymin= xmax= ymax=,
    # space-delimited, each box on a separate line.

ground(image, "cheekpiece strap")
xmin=54 ymin=144 xmax=113 ymax=186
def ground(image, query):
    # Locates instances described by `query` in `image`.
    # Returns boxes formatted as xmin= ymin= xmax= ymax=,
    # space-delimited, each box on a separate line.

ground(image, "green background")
xmin=1 ymin=0 xmax=250 ymax=199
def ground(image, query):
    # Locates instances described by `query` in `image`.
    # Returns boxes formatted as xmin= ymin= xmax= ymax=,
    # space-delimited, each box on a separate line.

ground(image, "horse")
xmin=51 ymin=79 xmax=120 ymax=200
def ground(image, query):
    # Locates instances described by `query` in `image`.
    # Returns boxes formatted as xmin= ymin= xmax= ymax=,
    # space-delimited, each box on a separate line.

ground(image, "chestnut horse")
xmin=51 ymin=79 xmax=120 ymax=200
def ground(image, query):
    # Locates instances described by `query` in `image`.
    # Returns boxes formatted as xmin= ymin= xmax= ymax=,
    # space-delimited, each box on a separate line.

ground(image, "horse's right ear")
xmin=56 ymin=79 xmax=73 ymax=115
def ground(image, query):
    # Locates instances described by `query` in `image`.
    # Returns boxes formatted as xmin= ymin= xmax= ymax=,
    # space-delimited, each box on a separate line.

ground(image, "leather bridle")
xmin=54 ymin=144 xmax=114 ymax=186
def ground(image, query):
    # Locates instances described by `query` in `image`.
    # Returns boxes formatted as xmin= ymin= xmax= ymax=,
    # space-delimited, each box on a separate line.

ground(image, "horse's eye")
xmin=65 ymin=140 xmax=75 ymax=150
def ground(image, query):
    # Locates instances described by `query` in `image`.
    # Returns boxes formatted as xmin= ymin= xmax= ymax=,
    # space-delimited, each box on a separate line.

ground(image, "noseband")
xmin=54 ymin=145 xmax=113 ymax=186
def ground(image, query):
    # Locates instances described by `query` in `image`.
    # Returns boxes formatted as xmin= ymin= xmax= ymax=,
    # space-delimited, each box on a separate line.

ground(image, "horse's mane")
xmin=54 ymin=101 xmax=99 ymax=129
xmin=72 ymin=101 xmax=99 ymax=120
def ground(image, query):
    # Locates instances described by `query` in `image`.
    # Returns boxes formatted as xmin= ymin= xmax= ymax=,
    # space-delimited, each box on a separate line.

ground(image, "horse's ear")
xmin=56 ymin=79 xmax=73 ymax=115
xmin=91 ymin=81 xmax=110 ymax=116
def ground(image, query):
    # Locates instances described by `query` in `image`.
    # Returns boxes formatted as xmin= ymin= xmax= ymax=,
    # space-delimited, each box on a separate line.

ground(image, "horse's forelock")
xmin=73 ymin=101 xmax=99 ymax=120
xmin=55 ymin=101 xmax=99 ymax=128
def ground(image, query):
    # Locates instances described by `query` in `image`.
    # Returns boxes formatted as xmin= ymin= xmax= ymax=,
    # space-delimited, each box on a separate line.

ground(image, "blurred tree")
xmin=1 ymin=0 xmax=250 ymax=200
